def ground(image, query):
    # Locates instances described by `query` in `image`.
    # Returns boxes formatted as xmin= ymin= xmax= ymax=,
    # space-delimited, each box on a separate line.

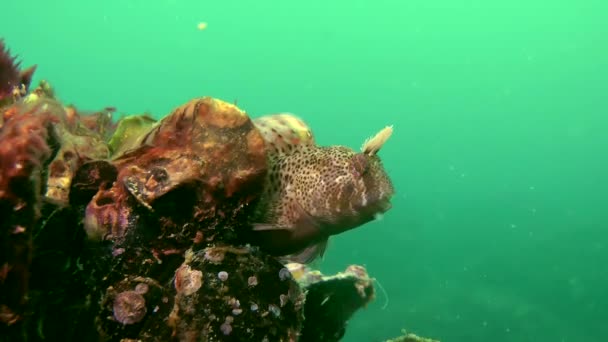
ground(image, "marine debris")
xmin=0 ymin=39 xmax=439 ymax=342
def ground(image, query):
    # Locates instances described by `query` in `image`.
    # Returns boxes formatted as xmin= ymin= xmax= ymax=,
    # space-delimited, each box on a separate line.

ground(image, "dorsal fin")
xmin=253 ymin=113 xmax=315 ymax=155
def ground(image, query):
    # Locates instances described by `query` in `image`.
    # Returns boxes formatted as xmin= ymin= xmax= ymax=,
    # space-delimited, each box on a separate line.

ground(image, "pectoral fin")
xmin=252 ymin=223 xmax=288 ymax=231
xmin=280 ymin=238 xmax=329 ymax=264
xmin=251 ymin=200 xmax=326 ymax=256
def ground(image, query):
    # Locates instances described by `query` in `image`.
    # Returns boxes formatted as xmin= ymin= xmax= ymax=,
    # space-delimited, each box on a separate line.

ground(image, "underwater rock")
xmin=81 ymin=97 xmax=268 ymax=254
xmin=0 ymin=87 xmax=389 ymax=341
xmin=0 ymin=93 xmax=392 ymax=341
xmin=0 ymin=39 xmax=410 ymax=342
xmin=0 ymin=82 xmax=116 ymax=336
xmin=1 ymin=85 xmax=112 ymax=206
xmin=286 ymin=263 xmax=376 ymax=341
xmin=96 ymin=275 xmax=174 ymax=340
xmin=164 ymin=247 xmax=304 ymax=341
xmin=0 ymin=96 xmax=54 ymax=326
xmin=67 ymin=105 xmax=117 ymax=143
xmin=79 ymin=98 xmax=273 ymax=340
xmin=45 ymin=109 xmax=111 ymax=205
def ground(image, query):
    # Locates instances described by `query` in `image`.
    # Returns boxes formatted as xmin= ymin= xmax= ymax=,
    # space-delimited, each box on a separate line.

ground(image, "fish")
xmin=252 ymin=113 xmax=316 ymax=154
xmin=250 ymin=113 xmax=395 ymax=264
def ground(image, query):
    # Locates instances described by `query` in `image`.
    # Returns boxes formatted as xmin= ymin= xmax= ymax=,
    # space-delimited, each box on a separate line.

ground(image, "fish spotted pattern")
xmin=250 ymin=113 xmax=395 ymax=264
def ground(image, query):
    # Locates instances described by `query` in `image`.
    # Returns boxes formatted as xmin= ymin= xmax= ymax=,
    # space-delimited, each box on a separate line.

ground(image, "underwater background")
xmin=1 ymin=0 xmax=607 ymax=341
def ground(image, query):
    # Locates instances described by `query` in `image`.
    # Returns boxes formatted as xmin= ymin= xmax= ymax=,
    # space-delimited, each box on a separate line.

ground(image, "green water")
xmin=2 ymin=0 xmax=607 ymax=341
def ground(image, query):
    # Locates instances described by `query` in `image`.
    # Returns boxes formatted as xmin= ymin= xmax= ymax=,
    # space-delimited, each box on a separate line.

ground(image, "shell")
xmin=107 ymin=114 xmax=157 ymax=158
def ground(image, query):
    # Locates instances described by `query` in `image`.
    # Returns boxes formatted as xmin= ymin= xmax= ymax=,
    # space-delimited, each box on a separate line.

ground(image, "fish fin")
xmin=252 ymin=223 xmax=290 ymax=231
xmin=317 ymin=238 xmax=329 ymax=259
xmin=253 ymin=113 xmax=315 ymax=155
xmin=253 ymin=199 xmax=327 ymax=257
xmin=253 ymin=198 xmax=319 ymax=235
xmin=281 ymin=238 xmax=329 ymax=264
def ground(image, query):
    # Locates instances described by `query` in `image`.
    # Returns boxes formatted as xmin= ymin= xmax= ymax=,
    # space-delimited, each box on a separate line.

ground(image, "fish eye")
xmin=351 ymin=153 xmax=369 ymax=178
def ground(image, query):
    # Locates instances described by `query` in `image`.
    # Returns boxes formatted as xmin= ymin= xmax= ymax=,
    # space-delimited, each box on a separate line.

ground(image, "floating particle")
xmin=197 ymin=22 xmax=208 ymax=30
xmin=218 ymin=271 xmax=229 ymax=281
xmin=248 ymin=275 xmax=258 ymax=286
xmin=278 ymin=268 xmax=291 ymax=281
xmin=250 ymin=303 xmax=258 ymax=311
xmin=232 ymin=308 xmax=243 ymax=315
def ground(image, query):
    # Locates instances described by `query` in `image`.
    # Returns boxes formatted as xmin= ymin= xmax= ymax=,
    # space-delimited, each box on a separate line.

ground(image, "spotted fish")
xmin=252 ymin=113 xmax=316 ymax=154
xmin=250 ymin=113 xmax=395 ymax=264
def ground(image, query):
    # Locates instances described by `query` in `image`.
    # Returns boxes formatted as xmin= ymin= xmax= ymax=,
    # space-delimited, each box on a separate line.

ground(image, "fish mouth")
xmin=378 ymin=200 xmax=392 ymax=212
xmin=373 ymin=198 xmax=392 ymax=215
xmin=355 ymin=196 xmax=393 ymax=217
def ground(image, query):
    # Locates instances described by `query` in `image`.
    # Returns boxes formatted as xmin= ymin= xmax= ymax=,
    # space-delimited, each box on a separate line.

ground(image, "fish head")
xmin=353 ymin=125 xmax=395 ymax=216
xmin=311 ymin=145 xmax=394 ymax=236
xmin=350 ymin=150 xmax=395 ymax=214
xmin=304 ymin=126 xmax=395 ymax=236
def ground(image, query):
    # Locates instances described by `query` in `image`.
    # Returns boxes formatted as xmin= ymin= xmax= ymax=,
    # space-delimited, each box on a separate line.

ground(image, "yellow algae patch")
xmin=197 ymin=22 xmax=208 ymax=30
